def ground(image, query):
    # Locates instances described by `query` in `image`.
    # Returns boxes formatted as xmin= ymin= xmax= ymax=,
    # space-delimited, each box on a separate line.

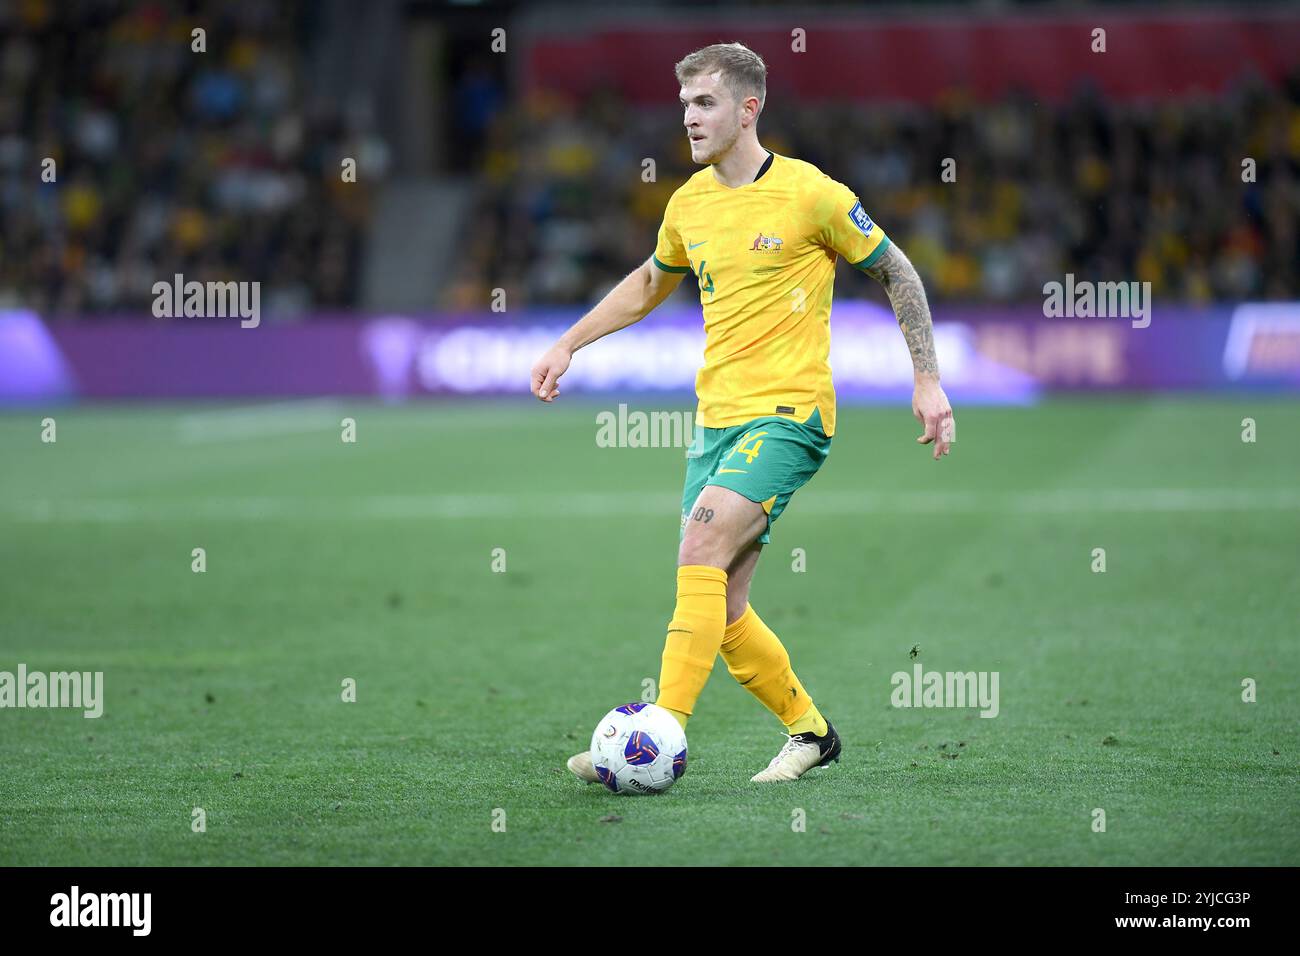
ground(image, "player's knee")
xmin=677 ymin=533 xmax=729 ymax=570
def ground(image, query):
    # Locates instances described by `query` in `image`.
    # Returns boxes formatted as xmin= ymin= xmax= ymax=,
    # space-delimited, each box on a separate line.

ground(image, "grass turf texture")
xmin=0 ymin=397 xmax=1296 ymax=866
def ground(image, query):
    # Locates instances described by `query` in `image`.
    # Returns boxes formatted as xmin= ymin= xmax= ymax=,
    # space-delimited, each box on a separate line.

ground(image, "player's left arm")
xmin=862 ymin=242 xmax=953 ymax=459
xmin=815 ymin=180 xmax=953 ymax=459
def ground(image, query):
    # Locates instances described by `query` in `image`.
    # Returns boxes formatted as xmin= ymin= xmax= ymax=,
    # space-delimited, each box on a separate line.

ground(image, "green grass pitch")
xmin=0 ymin=397 xmax=1296 ymax=866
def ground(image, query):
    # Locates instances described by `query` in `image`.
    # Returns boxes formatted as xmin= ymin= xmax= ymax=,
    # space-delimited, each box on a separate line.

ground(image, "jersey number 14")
xmin=693 ymin=259 xmax=715 ymax=295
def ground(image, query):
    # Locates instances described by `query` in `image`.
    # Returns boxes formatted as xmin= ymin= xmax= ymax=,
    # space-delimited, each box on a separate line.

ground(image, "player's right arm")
xmin=532 ymin=191 xmax=691 ymax=402
xmin=530 ymin=256 xmax=685 ymax=402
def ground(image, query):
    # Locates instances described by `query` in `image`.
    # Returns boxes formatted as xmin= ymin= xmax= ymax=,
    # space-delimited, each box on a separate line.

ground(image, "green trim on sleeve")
xmin=652 ymin=255 xmax=691 ymax=274
xmin=852 ymin=234 xmax=892 ymax=272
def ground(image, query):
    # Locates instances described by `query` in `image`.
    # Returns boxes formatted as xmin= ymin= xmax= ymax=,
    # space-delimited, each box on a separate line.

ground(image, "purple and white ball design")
xmin=589 ymin=702 xmax=688 ymax=795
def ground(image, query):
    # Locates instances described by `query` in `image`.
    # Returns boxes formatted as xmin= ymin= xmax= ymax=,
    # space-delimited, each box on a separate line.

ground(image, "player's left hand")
xmin=913 ymin=378 xmax=954 ymax=460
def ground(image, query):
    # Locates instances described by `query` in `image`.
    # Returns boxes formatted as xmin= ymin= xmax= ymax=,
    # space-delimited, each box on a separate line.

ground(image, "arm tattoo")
xmin=863 ymin=244 xmax=939 ymax=378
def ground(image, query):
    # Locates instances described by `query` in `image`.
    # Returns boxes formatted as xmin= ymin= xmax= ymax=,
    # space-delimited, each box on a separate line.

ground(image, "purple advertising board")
xmin=2 ymin=301 xmax=1299 ymax=404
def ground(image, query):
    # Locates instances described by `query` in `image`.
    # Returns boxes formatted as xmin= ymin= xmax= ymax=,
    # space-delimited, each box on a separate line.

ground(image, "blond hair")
xmin=674 ymin=42 xmax=767 ymax=114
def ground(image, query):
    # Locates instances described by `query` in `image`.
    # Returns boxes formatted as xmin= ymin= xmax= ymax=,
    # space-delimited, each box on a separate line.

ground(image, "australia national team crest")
xmin=750 ymin=232 xmax=783 ymax=252
xmin=848 ymin=200 xmax=875 ymax=238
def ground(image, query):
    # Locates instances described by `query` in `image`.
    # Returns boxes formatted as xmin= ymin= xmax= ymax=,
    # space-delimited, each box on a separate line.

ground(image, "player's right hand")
xmin=530 ymin=344 xmax=572 ymax=402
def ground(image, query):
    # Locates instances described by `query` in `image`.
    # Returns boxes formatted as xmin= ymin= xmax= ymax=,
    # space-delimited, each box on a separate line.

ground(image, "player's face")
xmin=680 ymin=72 xmax=741 ymax=165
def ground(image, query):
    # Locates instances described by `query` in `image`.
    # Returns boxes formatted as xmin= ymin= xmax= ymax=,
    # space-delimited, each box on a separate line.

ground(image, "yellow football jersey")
xmin=653 ymin=152 xmax=890 ymax=438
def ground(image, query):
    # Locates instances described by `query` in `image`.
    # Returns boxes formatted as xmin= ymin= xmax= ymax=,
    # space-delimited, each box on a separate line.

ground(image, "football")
xmin=589 ymin=702 xmax=688 ymax=795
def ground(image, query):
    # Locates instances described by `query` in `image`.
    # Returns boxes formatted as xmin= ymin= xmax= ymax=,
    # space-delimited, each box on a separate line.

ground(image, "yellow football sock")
xmin=655 ymin=565 xmax=729 ymax=724
xmin=721 ymin=604 xmax=828 ymax=735
xmin=784 ymin=700 xmax=829 ymax=738
xmin=662 ymin=707 xmax=690 ymax=731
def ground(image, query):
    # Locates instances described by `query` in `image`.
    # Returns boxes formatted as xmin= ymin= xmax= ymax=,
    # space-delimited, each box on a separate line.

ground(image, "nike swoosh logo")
xmin=716 ymin=468 xmax=746 ymax=474
xmin=688 ymin=240 xmax=708 ymax=250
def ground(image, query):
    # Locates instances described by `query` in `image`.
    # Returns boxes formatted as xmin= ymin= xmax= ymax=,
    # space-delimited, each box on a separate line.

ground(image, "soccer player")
xmin=530 ymin=42 xmax=954 ymax=782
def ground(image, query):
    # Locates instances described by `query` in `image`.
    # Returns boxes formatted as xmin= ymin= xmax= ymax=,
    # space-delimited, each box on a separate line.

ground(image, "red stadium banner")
xmin=521 ymin=11 xmax=1300 ymax=103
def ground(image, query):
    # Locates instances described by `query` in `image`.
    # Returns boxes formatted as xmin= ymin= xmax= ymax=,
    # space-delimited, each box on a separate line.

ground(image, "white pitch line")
xmin=3 ymin=488 xmax=1300 ymax=523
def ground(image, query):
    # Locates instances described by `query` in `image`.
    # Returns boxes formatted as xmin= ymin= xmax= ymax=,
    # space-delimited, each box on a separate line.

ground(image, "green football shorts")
xmin=680 ymin=407 xmax=832 ymax=545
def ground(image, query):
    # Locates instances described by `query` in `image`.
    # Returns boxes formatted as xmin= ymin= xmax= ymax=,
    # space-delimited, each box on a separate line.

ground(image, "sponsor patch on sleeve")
xmin=848 ymin=200 xmax=875 ymax=238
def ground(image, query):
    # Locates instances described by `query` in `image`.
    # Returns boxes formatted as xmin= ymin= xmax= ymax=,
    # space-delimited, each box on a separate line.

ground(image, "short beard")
xmin=702 ymin=124 xmax=741 ymax=164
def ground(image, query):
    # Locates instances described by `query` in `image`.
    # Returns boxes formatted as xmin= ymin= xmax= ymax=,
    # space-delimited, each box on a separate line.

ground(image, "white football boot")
xmin=750 ymin=721 xmax=842 ymax=782
xmin=566 ymin=750 xmax=600 ymax=784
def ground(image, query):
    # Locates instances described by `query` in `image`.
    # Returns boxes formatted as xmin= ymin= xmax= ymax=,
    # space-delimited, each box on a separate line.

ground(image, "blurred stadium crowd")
xmin=3 ymin=1 xmax=1297 ymax=316
xmin=0 ymin=1 xmax=385 ymax=317
xmin=451 ymin=77 xmax=1300 ymax=309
